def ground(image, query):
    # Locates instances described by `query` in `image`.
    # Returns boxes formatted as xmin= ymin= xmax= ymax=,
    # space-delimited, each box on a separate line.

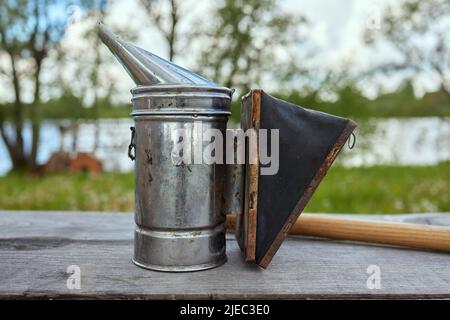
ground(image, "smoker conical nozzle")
xmin=98 ymin=22 xmax=218 ymax=87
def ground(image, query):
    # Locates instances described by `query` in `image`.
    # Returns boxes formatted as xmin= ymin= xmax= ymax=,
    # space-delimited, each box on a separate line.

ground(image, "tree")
xmin=0 ymin=0 xmax=94 ymax=171
xmin=194 ymin=0 xmax=308 ymax=93
xmin=139 ymin=0 xmax=184 ymax=61
xmin=83 ymin=0 xmax=109 ymax=151
xmin=364 ymin=0 xmax=450 ymax=97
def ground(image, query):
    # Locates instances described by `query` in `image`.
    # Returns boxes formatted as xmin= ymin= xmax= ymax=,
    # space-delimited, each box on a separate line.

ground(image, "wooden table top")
xmin=1 ymin=211 xmax=450 ymax=299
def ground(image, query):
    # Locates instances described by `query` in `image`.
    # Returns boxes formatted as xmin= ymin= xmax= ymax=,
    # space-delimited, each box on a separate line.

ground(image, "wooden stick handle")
xmin=225 ymin=214 xmax=450 ymax=253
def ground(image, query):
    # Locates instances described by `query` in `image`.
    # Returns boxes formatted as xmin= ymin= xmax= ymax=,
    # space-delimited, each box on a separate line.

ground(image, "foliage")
xmin=0 ymin=171 xmax=134 ymax=211
xmin=36 ymin=92 xmax=130 ymax=119
xmin=305 ymin=161 xmax=450 ymax=214
xmin=2 ymin=0 xmax=450 ymax=173
xmin=0 ymin=0 xmax=98 ymax=170
xmin=1 ymin=79 xmax=448 ymax=123
xmin=139 ymin=0 xmax=183 ymax=61
xmin=280 ymin=81 xmax=450 ymax=119
xmin=40 ymin=91 xmax=131 ymax=119
xmin=229 ymin=80 xmax=450 ymax=122
xmin=2 ymin=162 xmax=450 ymax=213
xmin=194 ymin=0 xmax=309 ymax=93
xmin=364 ymin=0 xmax=450 ymax=96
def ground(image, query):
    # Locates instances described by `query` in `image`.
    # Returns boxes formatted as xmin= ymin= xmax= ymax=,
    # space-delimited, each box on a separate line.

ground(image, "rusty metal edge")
xmin=257 ymin=119 xmax=358 ymax=268
xmin=243 ymin=89 xmax=261 ymax=262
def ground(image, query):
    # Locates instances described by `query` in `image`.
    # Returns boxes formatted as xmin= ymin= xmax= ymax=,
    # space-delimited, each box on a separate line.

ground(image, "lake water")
xmin=1 ymin=117 xmax=449 ymax=175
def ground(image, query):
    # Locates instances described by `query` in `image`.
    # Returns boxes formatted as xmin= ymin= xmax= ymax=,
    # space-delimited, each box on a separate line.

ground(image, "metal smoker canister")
xmin=130 ymin=85 xmax=233 ymax=271
xmin=99 ymin=24 xmax=233 ymax=271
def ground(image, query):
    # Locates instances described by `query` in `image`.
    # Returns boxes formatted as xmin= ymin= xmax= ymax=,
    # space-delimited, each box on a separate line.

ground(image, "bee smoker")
xmin=100 ymin=24 xmax=359 ymax=272
xmin=99 ymin=24 xmax=233 ymax=271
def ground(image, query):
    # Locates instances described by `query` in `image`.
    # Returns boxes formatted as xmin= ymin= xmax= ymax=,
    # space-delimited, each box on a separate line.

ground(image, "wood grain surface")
xmin=1 ymin=211 xmax=450 ymax=299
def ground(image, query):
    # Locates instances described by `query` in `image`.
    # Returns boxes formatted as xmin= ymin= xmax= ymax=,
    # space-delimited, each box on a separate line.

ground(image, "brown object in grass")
xmin=69 ymin=152 xmax=103 ymax=174
xmin=41 ymin=151 xmax=103 ymax=174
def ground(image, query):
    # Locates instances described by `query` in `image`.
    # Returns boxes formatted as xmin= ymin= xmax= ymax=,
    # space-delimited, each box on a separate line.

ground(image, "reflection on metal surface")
xmin=98 ymin=23 xmax=218 ymax=86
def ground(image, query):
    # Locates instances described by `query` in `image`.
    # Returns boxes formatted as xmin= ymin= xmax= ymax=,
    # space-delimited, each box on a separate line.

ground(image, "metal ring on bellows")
xmin=348 ymin=132 xmax=356 ymax=149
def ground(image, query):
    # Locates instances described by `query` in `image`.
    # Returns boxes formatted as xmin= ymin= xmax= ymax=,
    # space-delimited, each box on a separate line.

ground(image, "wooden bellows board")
xmin=234 ymin=89 xmax=357 ymax=268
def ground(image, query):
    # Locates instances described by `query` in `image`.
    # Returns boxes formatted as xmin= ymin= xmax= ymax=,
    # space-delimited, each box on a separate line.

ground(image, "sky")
xmin=0 ymin=0 xmax=434 ymax=104
xmin=101 ymin=0 xmax=398 ymax=68
xmin=89 ymin=0 xmax=401 ymax=101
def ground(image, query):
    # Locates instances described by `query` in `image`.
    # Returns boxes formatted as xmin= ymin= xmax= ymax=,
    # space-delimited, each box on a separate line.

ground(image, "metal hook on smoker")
xmin=348 ymin=132 xmax=356 ymax=149
xmin=128 ymin=126 xmax=136 ymax=160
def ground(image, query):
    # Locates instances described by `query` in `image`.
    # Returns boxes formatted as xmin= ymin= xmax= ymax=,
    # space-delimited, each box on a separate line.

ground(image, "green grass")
xmin=0 ymin=172 xmax=134 ymax=212
xmin=304 ymin=162 xmax=450 ymax=213
xmin=1 ymin=162 xmax=449 ymax=213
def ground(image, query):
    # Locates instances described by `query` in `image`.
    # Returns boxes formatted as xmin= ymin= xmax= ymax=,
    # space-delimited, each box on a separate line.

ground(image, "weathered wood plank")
xmin=1 ymin=211 xmax=450 ymax=299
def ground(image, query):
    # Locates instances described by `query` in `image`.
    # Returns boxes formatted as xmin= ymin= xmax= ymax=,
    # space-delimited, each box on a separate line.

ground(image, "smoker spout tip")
xmin=97 ymin=22 xmax=117 ymax=44
xmin=97 ymin=21 xmax=106 ymax=34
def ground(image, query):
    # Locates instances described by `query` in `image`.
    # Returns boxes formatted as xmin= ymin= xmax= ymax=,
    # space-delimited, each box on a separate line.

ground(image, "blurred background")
xmin=0 ymin=0 xmax=449 ymax=214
